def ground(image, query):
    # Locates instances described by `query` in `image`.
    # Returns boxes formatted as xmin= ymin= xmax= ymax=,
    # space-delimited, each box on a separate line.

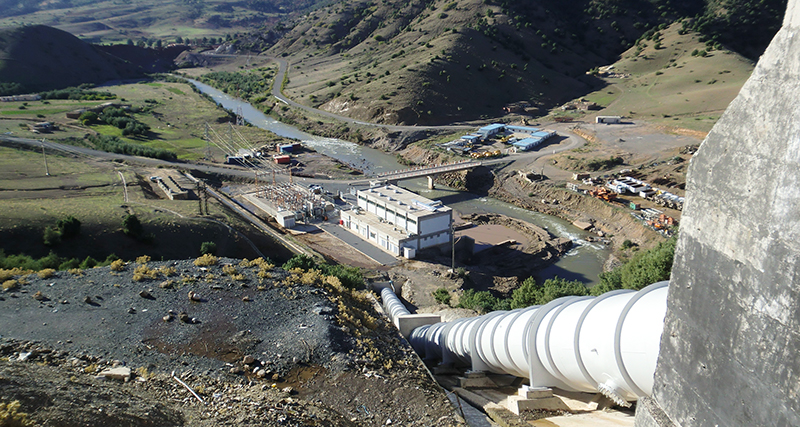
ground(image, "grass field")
xmin=581 ymin=23 xmax=754 ymax=132
xmin=0 ymin=144 xmax=290 ymax=264
xmin=0 ymin=78 xmax=288 ymax=161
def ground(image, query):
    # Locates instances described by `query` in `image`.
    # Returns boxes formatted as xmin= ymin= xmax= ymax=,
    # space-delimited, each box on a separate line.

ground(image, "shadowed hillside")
xmin=0 ymin=25 xmax=144 ymax=94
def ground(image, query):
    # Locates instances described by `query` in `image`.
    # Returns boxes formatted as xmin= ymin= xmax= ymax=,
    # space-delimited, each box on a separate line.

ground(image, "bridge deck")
xmin=376 ymin=160 xmax=481 ymax=181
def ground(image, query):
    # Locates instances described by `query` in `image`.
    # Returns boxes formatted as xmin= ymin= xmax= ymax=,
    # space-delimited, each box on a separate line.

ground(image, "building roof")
xmin=479 ymin=123 xmax=505 ymax=132
xmin=360 ymin=184 xmax=451 ymax=218
xmin=506 ymin=125 xmax=540 ymax=133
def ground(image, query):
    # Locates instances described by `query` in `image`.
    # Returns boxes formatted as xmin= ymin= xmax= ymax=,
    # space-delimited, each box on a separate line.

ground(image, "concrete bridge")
xmin=375 ymin=160 xmax=482 ymax=189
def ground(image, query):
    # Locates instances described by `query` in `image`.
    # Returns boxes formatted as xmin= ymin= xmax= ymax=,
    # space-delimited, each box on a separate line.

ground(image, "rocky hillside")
xmin=263 ymin=0 xmax=786 ymax=125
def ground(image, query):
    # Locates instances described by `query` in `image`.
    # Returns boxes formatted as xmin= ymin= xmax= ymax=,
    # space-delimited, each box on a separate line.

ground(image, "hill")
xmin=0 ymin=25 xmax=144 ymax=94
xmin=261 ymin=0 xmax=784 ymax=125
xmin=0 ymin=0 xmax=323 ymax=44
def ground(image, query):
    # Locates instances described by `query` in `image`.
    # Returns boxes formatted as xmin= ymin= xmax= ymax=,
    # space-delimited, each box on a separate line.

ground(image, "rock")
xmin=127 ymin=307 xmax=136 ymax=314
xmin=158 ymin=280 xmax=173 ymax=289
xmin=17 ymin=352 xmax=31 ymax=362
xmin=188 ymin=291 xmax=201 ymax=302
xmin=243 ymin=355 xmax=255 ymax=365
xmin=271 ymin=373 xmax=280 ymax=381
xmin=230 ymin=366 xmax=243 ymax=374
xmin=60 ymin=299 xmax=68 ymax=304
xmin=83 ymin=296 xmax=93 ymax=304
xmin=179 ymin=312 xmax=191 ymax=323
xmin=163 ymin=313 xmax=174 ymax=322
xmin=282 ymin=386 xmax=294 ymax=394
xmin=255 ymin=369 xmax=267 ymax=378
xmin=98 ymin=366 xmax=131 ymax=382
xmin=32 ymin=291 xmax=46 ymax=301
xmin=139 ymin=290 xmax=153 ymax=299
xmin=242 ymin=296 xmax=251 ymax=302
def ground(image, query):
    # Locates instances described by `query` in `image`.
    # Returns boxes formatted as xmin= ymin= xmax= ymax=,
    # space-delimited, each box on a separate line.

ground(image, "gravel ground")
xmin=0 ymin=258 xmax=465 ymax=426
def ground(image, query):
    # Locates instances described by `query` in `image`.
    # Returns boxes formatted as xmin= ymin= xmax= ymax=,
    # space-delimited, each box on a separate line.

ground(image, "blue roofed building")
xmin=511 ymin=130 xmax=557 ymax=151
xmin=506 ymin=125 xmax=540 ymax=135
xmin=477 ymin=123 xmax=505 ymax=137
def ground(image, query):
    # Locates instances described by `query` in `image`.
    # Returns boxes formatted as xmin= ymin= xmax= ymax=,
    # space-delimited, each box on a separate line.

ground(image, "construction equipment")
xmin=589 ymin=186 xmax=617 ymax=201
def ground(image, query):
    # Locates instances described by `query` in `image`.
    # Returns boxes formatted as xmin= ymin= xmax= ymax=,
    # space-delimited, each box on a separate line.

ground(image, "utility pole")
xmin=450 ymin=218 xmax=455 ymax=272
xmin=40 ymin=139 xmax=49 ymax=176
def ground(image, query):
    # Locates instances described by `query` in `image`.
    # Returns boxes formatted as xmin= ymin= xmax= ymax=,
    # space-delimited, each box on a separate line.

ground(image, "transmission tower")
xmin=235 ymin=106 xmax=244 ymax=126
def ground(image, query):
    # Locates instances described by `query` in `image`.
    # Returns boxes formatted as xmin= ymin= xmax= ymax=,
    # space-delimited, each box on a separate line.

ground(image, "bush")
xmin=110 ymin=259 xmax=125 ymax=271
xmin=79 ymin=256 xmax=98 ymax=269
xmin=56 ymin=216 xmax=81 ymax=238
xmin=432 ymin=288 xmax=451 ymax=305
xmin=194 ymin=253 xmax=219 ymax=267
xmin=42 ymin=226 xmax=61 ymax=246
xmin=37 ymin=268 xmax=56 ymax=279
xmin=200 ymin=241 xmax=217 ymax=255
xmin=457 ymin=289 xmax=508 ymax=313
xmin=591 ymin=235 xmax=676 ymax=296
xmin=511 ymin=277 xmax=588 ymax=309
xmin=0 ymin=399 xmax=34 ymax=426
xmin=621 ymin=239 xmax=635 ymax=249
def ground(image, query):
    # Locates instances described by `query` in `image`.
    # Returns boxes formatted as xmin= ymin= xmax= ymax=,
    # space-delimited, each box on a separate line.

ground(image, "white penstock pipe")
xmin=407 ymin=281 xmax=669 ymax=406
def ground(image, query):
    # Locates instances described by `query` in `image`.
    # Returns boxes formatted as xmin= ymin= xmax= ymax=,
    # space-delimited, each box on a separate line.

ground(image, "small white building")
xmin=339 ymin=184 xmax=452 ymax=257
xmin=596 ymin=116 xmax=622 ymax=124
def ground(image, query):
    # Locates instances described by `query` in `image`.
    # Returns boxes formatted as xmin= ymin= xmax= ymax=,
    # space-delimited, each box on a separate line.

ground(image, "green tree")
xmin=591 ymin=236 xmax=676 ymax=295
xmin=57 ymin=216 xmax=81 ymax=239
xmin=122 ymin=214 xmax=144 ymax=239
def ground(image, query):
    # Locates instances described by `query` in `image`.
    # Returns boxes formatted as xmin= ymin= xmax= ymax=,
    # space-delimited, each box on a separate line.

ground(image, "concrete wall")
xmin=636 ymin=1 xmax=800 ymax=425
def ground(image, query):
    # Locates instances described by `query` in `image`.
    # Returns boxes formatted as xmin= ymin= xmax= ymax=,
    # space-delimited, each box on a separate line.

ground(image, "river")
xmin=188 ymin=79 xmax=608 ymax=285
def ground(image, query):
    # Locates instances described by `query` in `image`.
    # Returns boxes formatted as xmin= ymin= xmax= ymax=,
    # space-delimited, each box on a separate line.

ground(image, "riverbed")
xmin=188 ymin=79 xmax=609 ymax=285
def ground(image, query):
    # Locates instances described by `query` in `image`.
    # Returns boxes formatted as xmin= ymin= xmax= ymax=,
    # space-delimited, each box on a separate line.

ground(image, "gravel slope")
xmin=0 ymin=258 xmax=464 ymax=426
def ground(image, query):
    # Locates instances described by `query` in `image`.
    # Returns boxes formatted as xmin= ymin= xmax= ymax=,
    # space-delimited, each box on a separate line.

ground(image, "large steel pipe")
xmin=381 ymin=286 xmax=410 ymax=328
xmin=403 ymin=281 xmax=669 ymax=404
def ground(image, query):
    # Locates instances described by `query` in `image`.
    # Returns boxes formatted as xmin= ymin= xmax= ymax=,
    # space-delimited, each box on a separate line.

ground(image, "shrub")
xmin=43 ymin=227 xmax=61 ymax=246
xmin=432 ymin=288 xmax=451 ymax=305
xmin=110 ymin=259 xmax=125 ymax=271
xmin=37 ymin=268 xmax=56 ymax=279
xmin=136 ymin=255 xmax=151 ymax=265
xmin=0 ymin=400 xmax=34 ymax=427
xmin=194 ymin=254 xmax=218 ymax=267
xmin=79 ymin=256 xmax=98 ymax=270
xmin=591 ymin=236 xmax=676 ymax=296
xmin=2 ymin=279 xmax=19 ymax=292
xmin=458 ymin=289 xmax=508 ymax=313
xmin=222 ymin=265 xmax=238 ymax=276
xmin=200 ymin=241 xmax=217 ymax=255
xmin=57 ymin=216 xmax=81 ymax=239
xmin=510 ymin=277 xmax=588 ymax=309
xmin=621 ymin=239 xmax=635 ymax=249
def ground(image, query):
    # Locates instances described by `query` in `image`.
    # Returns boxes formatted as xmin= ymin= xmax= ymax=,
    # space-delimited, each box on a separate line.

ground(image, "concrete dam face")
xmin=636 ymin=0 xmax=800 ymax=425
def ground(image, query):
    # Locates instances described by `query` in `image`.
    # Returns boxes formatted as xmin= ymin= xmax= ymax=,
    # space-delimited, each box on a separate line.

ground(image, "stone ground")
xmin=0 ymin=259 xmax=464 ymax=427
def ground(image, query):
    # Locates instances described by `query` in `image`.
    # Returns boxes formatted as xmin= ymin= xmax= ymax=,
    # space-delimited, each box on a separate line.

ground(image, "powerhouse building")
xmin=339 ymin=184 xmax=452 ymax=257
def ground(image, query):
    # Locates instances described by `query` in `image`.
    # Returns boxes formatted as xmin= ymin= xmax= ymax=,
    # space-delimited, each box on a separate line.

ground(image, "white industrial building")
xmin=339 ymin=184 xmax=452 ymax=258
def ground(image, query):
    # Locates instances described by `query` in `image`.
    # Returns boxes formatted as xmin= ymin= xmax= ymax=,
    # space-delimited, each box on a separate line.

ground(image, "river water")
xmin=188 ymin=79 xmax=608 ymax=285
